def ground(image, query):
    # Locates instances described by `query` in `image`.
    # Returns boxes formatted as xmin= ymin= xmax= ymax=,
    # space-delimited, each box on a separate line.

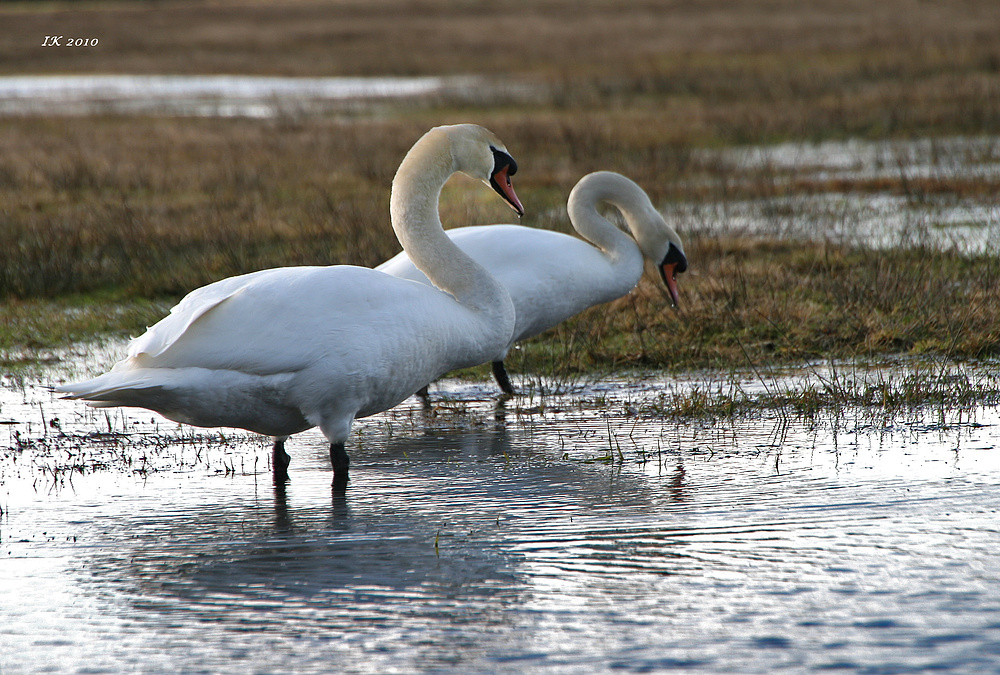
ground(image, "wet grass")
xmin=2 ymin=394 xmax=268 ymax=486
xmin=3 ymin=116 xmax=999 ymax=377
xmin=639 ymin=359 xmax=1000 ymax=424
xmin=6 ymin=423 xmax=255 ymax=483
xmin=0 ymin=294 xmax=171 ymax=361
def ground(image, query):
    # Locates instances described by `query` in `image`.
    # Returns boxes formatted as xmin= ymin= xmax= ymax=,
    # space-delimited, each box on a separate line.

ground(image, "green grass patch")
xmin=0 ymin=292 xmax=172 ymax=369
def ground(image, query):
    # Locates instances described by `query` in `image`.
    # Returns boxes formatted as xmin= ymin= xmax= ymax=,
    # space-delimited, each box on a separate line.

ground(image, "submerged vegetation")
xmin=1 ymin=0 xmax=999 ymax=418
xmin=641 ymin=359 xmax=1000 ymax=423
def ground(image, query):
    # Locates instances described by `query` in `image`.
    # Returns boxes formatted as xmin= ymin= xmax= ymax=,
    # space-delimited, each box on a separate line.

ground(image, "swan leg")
xmin=273 ymin=436 xmax=291 ymax=483
xmin=491 ymin=360 xmax=516 ymax=395
xmin=330 ymin=442 xmax=350 ymax=490
xmin=415 ymin=385 xmax=430 ymax=401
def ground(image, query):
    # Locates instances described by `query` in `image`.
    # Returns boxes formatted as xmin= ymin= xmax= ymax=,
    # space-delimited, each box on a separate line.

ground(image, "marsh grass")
xmin=0 ymin=294 xmax=166 ymax=355
xmin=504 ymin=234 xmax=1000 ymax=380
xmin=3 ymin=114 xmax=999 ymax=381
xmin=642 ymin=358 xmax=1000 ymax=423
xmin=4 ymin=402 xmax=266 ymax=484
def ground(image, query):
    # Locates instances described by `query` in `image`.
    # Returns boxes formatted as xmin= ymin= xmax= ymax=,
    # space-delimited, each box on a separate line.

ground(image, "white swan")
xmin=377 ymin=171 xmax=687 ymax=393
xmin=57 ymin=124 xmax=524 ymax=488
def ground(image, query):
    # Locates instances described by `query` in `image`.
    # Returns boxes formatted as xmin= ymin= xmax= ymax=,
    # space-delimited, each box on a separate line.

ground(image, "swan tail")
xmin=56 ymin=368 xmax=311 ymax=437
xmin=55 ymin=369 xmax=168 ymax=407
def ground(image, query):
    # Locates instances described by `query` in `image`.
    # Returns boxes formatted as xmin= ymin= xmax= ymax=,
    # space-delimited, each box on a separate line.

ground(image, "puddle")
xmin=3 ymin=355 xmax=1000 ymax=673
xmin=708 ymin=136 xmax=1000 ymax=184
xmin=670 ymin=191 xmax=1000 ymax=254
xmin=0 ymin=74 xmax=479 ymax=117
xmin=676 ymin=136 xmax=1000 ymax=255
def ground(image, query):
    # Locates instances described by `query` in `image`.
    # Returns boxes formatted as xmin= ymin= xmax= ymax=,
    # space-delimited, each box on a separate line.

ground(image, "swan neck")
xmin=567 ymin=176 xmax=643 ymax=262
xmin=389 ymin=129 xmax=514 ymax=326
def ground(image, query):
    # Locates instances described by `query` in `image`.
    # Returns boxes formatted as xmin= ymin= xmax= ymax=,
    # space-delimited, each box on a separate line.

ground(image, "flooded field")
xmin=3 ymin=355 xmax=1000 ymax=673
xmin=678 ymin=136 xmax=1000 ymax=254
xmin=2 ymin=74 xmax=997 ymax=256
xmin=2 ymin=73 xmax=999 ymax=673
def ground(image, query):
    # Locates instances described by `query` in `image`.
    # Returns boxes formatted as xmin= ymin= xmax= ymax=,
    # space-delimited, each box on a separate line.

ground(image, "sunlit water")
xmin=3 ymin=363 xmax=999 ymax=674
xmin=678 ymin=135 xmax=1000 ymax=255
xmin=0 ymin=74 xmax=476 ymax=117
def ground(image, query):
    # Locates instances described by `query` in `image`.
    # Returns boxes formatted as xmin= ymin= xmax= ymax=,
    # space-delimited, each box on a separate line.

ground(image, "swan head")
xmin=628 ymin=206 xmax=686 ymax=307
xmin=570 ymin=171 xmax=689 ymax=306
xmin=657 ymin=240 xmax=688 ymax=308
xmin=439 ymin=124 xmax=524 ymax=217
xmin=632 ymin=217 xmax=686 ymax=308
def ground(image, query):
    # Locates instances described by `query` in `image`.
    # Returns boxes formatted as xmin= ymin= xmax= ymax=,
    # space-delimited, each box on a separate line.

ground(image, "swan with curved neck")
xmin=58 ymin=124 xmax=523 ymax=488
xmin=378 ymin=171 xmax=687 ymax=394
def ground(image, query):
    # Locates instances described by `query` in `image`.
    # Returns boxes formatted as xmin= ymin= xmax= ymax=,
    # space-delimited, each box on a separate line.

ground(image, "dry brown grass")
xmin=5 ymin=1 xmax=998 ymax=78
xmin=506 ymin=234 xmax=1000 ymax=378
xmin=0 ymin=116 xmax=414 ymax=298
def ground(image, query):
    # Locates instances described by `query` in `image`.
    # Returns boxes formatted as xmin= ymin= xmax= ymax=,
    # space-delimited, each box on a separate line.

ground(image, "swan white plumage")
xmin=377 ymin=171 xmax=687 ymax=393
xmin=57 ymin=123 xmax=524 ymax=488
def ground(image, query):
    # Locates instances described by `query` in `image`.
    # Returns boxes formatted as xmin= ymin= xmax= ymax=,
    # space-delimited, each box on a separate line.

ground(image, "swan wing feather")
xmin=380 ymin=224 xmax=628 ymax=344
xmin=127 ymin=268 xmax=277 ymax=360
xmin=122 ymin=266 xmax=488 ymax=378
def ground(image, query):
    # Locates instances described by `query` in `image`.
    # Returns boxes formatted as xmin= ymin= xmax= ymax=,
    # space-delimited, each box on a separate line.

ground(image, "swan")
xmin=377 ymin=171 xmax=687 ymax=394
xmin=57 ymin=123 xmax=524 ymax=488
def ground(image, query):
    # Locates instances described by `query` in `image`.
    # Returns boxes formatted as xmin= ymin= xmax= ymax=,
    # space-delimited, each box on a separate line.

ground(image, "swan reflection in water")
xmin=77 ymin=418 xmax=692 ymax=631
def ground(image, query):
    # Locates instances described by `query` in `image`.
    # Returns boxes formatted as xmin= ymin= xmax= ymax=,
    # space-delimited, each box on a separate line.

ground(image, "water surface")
xmin=0 ymin=74 xmax=473 ymax=117
xmin=3 ymin=366 xmax=999 ymax=673
xmin=681 ymin=135 xmax=1000 ymax=254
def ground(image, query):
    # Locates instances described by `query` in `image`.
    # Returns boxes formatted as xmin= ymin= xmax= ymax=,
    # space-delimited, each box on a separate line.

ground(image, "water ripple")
xmin=3 ymin=376 xmax=1000 ymax=673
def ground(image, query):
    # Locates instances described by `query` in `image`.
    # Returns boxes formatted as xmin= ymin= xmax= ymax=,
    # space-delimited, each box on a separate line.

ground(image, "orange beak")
xmin=658 ymin=242 xmax=687 ymax=308
xmin=660 ymin=262 xmax=680 ymax=307
xmin=490 ymin=164 xmax=524 ymax=216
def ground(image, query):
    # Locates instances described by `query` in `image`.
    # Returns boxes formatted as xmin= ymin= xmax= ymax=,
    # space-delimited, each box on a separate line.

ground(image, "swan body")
xmin=57 ymin=124 xmax=523 ymax=486
xmin=377 ymin=171 xmax=687 ymax=393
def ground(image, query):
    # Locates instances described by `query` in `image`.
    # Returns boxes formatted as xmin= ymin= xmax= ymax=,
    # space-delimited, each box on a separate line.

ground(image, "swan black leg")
xmin=330 ymin=442 xmax=350 ymax=490
xmin=415 ymin=385 xmax=430 ymax=401
xmin=491 ymin=360 xmax=516 ymax=395
xmin=273 ymin=437 xmax=291 ymax=483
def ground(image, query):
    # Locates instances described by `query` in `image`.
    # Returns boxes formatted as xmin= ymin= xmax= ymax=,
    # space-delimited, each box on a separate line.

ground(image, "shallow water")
xmin=3 ymin=366 xmax=1000 ymax=674
xmin=681 ymin=136 xmax=1000 ymax=255
xmin=0 ymin=74 xmax=474 ymax=117
xmin=671 ymin=191 xmax=1000 ymax=255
